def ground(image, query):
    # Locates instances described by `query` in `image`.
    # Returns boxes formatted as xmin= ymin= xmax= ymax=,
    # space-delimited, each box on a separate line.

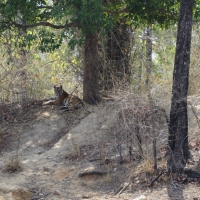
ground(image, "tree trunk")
xmin=83 ymin=32 xmax=100 ymax=104
xmin=99 ymin=20 xmax=131 ymax=90
xmin=145 ymin=25 xmax=152 ymax=91
xmin=145 ymin=24 xmax=157 ymax=169
xmin=167 ymin=0 xmax=193 ymax=173
xmin=17 ymin=12 xmax=28 ymax=110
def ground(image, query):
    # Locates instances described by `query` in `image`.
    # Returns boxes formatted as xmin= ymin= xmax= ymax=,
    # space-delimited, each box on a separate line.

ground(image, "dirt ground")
xmin=0 ymin=94 xmax=200 ymax=200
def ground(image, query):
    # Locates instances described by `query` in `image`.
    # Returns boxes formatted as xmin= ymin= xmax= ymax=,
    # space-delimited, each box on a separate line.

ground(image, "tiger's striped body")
xmin=43 ymin=85 xmax=84 ymax=111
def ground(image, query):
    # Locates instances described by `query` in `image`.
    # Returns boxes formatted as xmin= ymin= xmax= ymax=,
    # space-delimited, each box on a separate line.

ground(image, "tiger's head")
xmin=54 ymin=85 xmax=63 ymax=98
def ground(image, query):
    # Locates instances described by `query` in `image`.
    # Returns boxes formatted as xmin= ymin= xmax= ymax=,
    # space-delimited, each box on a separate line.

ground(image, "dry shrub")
xmin=12 ymin=189 xmax=32 ymax=200
xmin=141 ymin=158 xmax=154 ymax=174
xmin=3 ymin=154 xmax=22 ymax=173
xmin=114 ymin=92 xmax=168 ymax=163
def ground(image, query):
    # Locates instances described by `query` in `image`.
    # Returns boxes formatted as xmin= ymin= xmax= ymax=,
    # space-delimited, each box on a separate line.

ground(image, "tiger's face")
xmin=54 ymin=85 xmax=63 ymax=98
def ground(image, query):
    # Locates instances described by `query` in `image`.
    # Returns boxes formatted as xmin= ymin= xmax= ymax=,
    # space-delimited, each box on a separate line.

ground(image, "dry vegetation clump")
xmin=73 ymin=89 xmax=171 ymax=190
xmin=141 ymin=158 xmax=155 ymax=174
xmin=12 ymin=188 xmax=33 ymax=200
xmin=130 ymin=163 xmax=169 ymax=188
xmin=88 ymin=88 xmax=172 ymax=190
xmin=3 ymin=153 xmax=22 ymax=173
xmin=111 ymin=92 xmax=169 ymax=165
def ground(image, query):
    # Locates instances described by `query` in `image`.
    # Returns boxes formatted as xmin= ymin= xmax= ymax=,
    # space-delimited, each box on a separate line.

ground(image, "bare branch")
xmin=149 ymin=169 xmax=164 ymax=187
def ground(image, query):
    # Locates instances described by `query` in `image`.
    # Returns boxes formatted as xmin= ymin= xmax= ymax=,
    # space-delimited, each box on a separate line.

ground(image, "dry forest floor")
xmin=0 ymin=93 xmax=200 ymax=200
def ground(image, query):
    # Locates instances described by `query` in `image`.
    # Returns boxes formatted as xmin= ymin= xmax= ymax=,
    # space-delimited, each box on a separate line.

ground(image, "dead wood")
xmin=115 ymin=182 xmax=130 ymax=196
xmin=184 ymin=168 xmax=200 ymax=178
xmin=78 ymin=170 xmax=107 ymax=177
xmin=149 ymin=169 xmax=164 ymax=187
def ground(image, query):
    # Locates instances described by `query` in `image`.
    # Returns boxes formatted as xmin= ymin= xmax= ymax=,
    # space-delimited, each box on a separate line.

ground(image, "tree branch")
xmin=104 ymin=8 xmax=128 ymax=15
xmin=36 ymin=6 xmax=53 ymax=9
xmin=2 ymin=21 xmax=79 ymax=29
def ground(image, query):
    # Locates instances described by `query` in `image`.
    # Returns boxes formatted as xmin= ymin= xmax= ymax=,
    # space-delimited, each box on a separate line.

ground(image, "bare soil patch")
xmin=0 ymin=95 xmax=200 ymax=200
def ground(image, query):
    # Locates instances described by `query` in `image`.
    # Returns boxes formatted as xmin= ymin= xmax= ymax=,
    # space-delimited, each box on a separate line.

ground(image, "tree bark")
xmin=167 ymin=0 xmax=194 ymax=173
xmin=145 ymin=25 xmax=152 ymax=91
xmin=99 ymin=20 xmax=131 ymax=90
xmin=145 ymin=24 xmax=157 ymax=169
xmin=83 ymin=32 xmax=101 ymax=104
xmin=17 ymin=12 xmax=28 ymax=110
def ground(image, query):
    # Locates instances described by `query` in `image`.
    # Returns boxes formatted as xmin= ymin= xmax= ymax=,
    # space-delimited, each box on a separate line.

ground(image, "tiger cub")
xmin=43 ymin=85 xmax=84 ymax=111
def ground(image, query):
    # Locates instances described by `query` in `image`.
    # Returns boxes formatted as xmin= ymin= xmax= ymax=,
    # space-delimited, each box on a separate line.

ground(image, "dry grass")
xmin=111 ymin=88 xmax=169 ymax=163
xmin=141 ymin=158 xmax=154 ymax=174
xmin=12 ymin=189 xmax=32 ymax=200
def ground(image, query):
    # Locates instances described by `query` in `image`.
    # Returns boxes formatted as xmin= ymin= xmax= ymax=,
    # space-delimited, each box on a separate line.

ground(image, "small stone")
xmin=132 ymin=195 xmax=147 ymax=200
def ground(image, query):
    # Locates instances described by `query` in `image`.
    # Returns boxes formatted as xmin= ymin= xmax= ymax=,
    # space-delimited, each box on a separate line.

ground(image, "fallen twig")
xmin=115 ymin=182 xmax=130 ymax=196
xmin=29 ymin=192 xmax=51 ymax=200
xmin=149 ymin=169 xmax=164 ymax=187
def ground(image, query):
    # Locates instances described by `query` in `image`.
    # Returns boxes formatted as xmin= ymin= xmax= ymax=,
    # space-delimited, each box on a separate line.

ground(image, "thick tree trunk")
xmin=99 ymin=21 xmax=131 ymax=90
xmin=167 ymin=0 xmax=193 ymax=173
xmin=83 ymin=32 xmax=100 ymax=104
